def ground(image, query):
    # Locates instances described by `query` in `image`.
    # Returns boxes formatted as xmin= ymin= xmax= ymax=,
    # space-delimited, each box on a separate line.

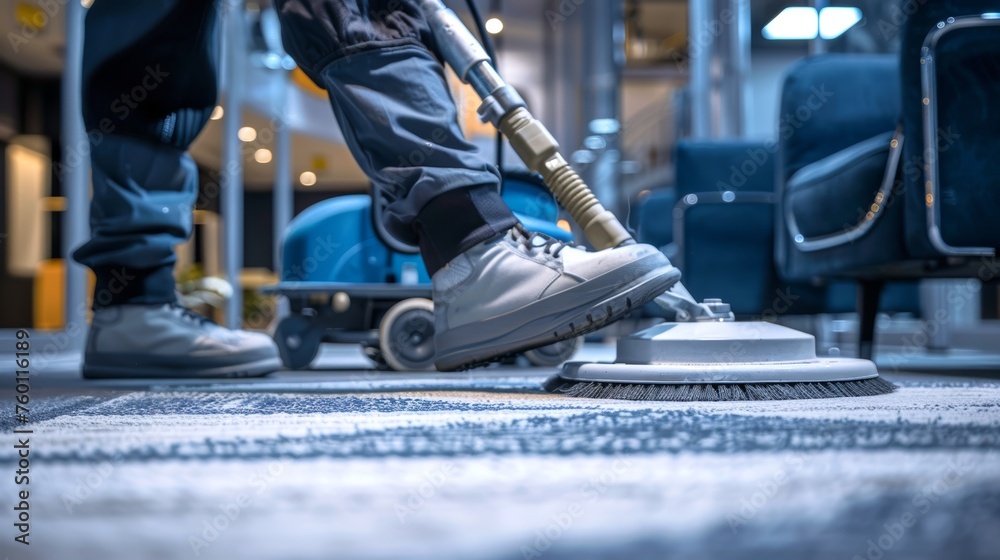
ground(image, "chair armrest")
xmin=784 ymin=127 xmax=903 ymax=253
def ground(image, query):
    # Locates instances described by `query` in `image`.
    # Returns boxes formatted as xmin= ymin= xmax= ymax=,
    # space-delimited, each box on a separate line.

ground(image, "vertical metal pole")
xmin=543 ymin=0 xmax=557 ymax=140
xmin=811 ymin=0 xmax=828 ymax=55
xmin=272 ymin=68 xmax=293 ymax=319
xmin=727 ymin=0 xmax=751 ymax=137
xmin=581 ymin=0 xmax=624 ymax=215
xmin=549 ymin=0 xmax=584 ymax=158
xmin=688 ymin=0 xmax=712 ymax=138
xmin=62 ymin=0 xmax=89 ymax=350
xmin=222 ymin=0 xmax=246 ymax=328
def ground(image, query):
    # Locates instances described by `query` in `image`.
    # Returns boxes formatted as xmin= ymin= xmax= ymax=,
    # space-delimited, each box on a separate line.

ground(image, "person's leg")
xmin=74 ymin=0 xmax=219 ymax=300
xmin=275 ymin=0 xmax=516 ymax=273
xmin=74 ymin=0 xmax=280 ymax=378
xmin=275 ymin=0 xmax=680 ymax=370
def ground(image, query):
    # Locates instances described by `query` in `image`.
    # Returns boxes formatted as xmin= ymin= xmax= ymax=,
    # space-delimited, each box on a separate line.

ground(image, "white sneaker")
xmin=83 ymin=304 xmax=282 ymax=378
xmin=433 ymin=225 xmax=681 ymax=370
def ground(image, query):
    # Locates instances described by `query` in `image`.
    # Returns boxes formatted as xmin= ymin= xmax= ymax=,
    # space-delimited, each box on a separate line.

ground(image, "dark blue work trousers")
xmin=73 ymin=0 xmax=516 ymax=306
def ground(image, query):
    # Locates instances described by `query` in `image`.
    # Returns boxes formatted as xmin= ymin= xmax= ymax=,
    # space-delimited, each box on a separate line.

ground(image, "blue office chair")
xmin=775 ymin=0 xmax=1000 ymax=358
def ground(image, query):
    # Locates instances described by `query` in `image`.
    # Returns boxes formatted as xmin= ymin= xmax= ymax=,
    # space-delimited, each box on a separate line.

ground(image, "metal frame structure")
xmin=687 ymin=0 xmax=751 ymax=139
xmin=221 ymin=0 xmax=248 ymax=328
xmin=687 ymin=0 xmax=712 ymax=138
xmin=920 ymin=13 xmax=1000 ymax=257
xmin=62 ymin=0 xmax=90 ymax=351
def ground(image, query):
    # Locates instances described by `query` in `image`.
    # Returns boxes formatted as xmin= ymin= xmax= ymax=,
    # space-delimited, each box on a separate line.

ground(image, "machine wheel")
xmin=379 ymin=298 xmax=436 ymax=371
xmin=523 ymin=336 xmax=583 ymax=367
xmin=273 ymin=315 xmax=322 ymax=370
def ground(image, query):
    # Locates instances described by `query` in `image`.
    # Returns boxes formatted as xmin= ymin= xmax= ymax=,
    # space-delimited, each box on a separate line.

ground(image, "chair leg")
xmin=857 ymin=280 xmax=884 ymax=361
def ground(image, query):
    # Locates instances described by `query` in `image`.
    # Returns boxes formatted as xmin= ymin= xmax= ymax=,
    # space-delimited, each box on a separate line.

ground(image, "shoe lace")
xmin=170 ymin=303 xmax=215 ymax=326
xmin=512 ymin=223 xmax=569 ymax=258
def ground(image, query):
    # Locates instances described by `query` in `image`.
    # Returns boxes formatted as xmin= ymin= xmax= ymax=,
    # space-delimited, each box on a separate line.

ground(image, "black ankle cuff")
xmin=92 ymin=265 xmax=177 ymax=309
xmin=415 ymin=186 xmax=518 ymax=275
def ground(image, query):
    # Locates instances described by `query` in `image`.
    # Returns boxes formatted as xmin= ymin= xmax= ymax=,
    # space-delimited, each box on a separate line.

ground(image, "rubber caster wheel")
xmin=273 ymin=315 xmax=322 ymax=370
xmin=379 ymin=298 xmax=436 ymax=371
xmin=523 ymin=336 xmax=583 ymax=367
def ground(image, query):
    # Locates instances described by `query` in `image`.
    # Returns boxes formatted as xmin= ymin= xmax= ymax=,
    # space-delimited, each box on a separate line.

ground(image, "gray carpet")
xmin=1 ymin=347 xmax=998 ymax=560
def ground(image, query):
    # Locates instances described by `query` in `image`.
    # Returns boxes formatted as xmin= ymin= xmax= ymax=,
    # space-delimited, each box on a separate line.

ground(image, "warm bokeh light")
xmin=299 ymin=171 xmax=317 ymax=186
xmin=238 ymin=127 xmax=257 ymax=142
xmin=485 ymin=17 xmax=504 ymax=34
xmin=210 ymin=106 xmax=224 ymax=120
xmin=254 ymin=149 xmax=272 ymax=164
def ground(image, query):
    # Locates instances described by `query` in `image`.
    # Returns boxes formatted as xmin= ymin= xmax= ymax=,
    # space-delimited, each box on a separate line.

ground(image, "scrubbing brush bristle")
xmin=543 ymin=375 xmax=895 ymax=402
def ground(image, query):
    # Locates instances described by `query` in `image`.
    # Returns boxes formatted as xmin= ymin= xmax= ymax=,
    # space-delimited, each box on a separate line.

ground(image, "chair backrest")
xmin=899 ymin=1 xmax=1000 ymax=257
xmin=675 ymin=140 xmax=778 ymax=197
xmin=671 ymin=140 xmax=829 ymax=315
xmin=777 ymin=54 xmax=900 ymax=184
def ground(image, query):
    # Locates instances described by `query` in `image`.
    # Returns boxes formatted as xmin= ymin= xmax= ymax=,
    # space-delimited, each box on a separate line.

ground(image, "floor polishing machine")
xmin=420 ymin=0 xmax=894 ymax=401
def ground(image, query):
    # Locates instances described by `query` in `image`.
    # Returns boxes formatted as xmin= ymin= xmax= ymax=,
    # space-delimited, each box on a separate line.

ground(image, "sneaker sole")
xmin=82 ymin=357 xmax=282 ymax=379
xmin=434 ymin=258 xmax=681 ymax=372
